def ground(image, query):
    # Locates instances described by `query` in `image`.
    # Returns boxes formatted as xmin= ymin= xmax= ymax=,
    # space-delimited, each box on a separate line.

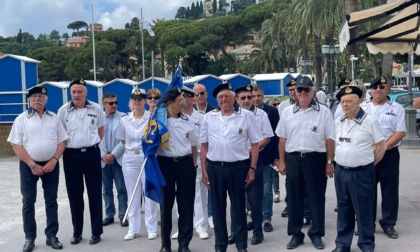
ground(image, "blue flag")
xmin=142 ymin=65 xmax=183 ymax=203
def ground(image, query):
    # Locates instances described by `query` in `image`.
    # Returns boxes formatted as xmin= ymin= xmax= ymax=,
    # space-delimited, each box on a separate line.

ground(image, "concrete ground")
xmin=0 ymin=148 xmax=419 ymax=252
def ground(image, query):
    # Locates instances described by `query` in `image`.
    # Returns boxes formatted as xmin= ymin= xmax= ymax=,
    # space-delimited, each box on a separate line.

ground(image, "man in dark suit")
xmin=193 ymin=84 xmax=216 ymax=114
xmin=252 ymin=84 xmax=279 ymax=233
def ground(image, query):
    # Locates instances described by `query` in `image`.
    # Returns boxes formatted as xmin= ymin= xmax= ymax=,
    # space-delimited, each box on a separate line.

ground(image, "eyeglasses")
xmin=194 ymin=91 xmax=206 ymax=96
xmin=147 ymin=96 xmax=160 ymax=100
xmin=371 ymin=85 xmax=386 ymax=90
xmin=296 ymin=88 xmax=311 ymax=93
xmin=104 ymin=101 xmax=118 ymax=105
xmin=239 ymin=95 xmax=253 ymax=101
xmin=272 ymin=103 xmax=279 ymax=107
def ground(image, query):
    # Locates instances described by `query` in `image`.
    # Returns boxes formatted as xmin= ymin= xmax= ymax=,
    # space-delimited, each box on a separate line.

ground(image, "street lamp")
xmin=350 ymin=55 xmax=358 ymax=80
xmin=321 ymin=44 xmax=340 ymax=95
xmin=301 ymin=59 xmax=313 ymax=74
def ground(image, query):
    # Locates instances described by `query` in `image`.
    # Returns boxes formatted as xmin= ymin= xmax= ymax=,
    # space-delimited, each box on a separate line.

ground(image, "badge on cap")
xmin=80 ymin=79 xmax=85 ymax=84
xmin=228 ymin=84 xmax=232 ymax=89
xmin=246 ymin=85 xmax=251 ymax=90
xmin=134 ymin=89 xmax=141 ymax=95
xmin=42 ymin=87 xmax=47 ymax=94
xmin=345 ymin=87 xmax=352 ymax=93
xmin=345 ymin=79 xmax=350 ymax=84
xmin=380 ymin=77 xmax=386 ymax=83
xmin=291 ymin=80 xmax=296 ymax=85
xmin=300 ymin=78 xmax=304 ymax=84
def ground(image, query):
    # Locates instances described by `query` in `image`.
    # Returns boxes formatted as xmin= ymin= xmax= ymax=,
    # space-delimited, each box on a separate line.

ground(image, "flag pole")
xmin=91 ymin=0 xmax=97 ymax=81
xmin=141 ymin=8 xmax=145 ymax=81
xmin=123 ymin=157 xmax=147 ymax=223
xmin=152 ymin=50 xmax=154 ymax=88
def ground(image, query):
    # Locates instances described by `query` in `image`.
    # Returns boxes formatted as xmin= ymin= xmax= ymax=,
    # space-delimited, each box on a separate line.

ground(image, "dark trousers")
xmin=63 ymin=146 xmax=103 ymax=237
xmin=247 ymin=163 xmax=263 ymax=235
xmin=208 ymin=159 xmax=249 ymax=251
xmin=285 ymin=152 xmax=327 ymax=238
xmin=20 ymin=160 xmax=59 ymax=240
xmin=158 ymin=155 xmax=196 ymax=249
xmin=374 ymin=147 xmax=400 ymax=229
xmin=335 ymin=164 xmax=375 ymax=251
xmin=272 ymin=169 xmax=280 ymax=195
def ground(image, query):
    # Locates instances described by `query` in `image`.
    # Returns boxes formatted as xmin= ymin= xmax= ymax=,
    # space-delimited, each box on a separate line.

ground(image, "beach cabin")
xmin=183 ymin=74 xmax=222 ymax=107
xmin=35 ymin=81 xmax=69 ymax=113
xmin=103 ymin=79 xmax=138 ymax=113
xmin=252 ymin=73 xmax=293 ymax=96
xmin=219 ymin=73 xmax=252 ymax=91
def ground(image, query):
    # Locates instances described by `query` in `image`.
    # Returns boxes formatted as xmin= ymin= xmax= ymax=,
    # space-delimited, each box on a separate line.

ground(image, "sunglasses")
xmin=296 ymin=88 xmax=311 ymax=93
xmin=105 ymin=101 xmax=118 ymax=105
xmin=272 ymin=103 xmax=279 ymax=106
xmin=194 ymin=91 xmax=206 ymax=96
xmin=239 ymin=95 xmax=253 ymax=101
xmin=147 ymin=96 xmax=160 ymax=100
xmin=371 ymin=85 xmax=386 ymax=90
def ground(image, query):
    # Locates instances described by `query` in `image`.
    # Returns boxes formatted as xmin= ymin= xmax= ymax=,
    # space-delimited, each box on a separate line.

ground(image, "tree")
xmin=49 ymin=30 xmax=61 ymax=40
xmin=62 ymin=33 xmax=70 ymax=40
xmin=213 ymin=0 xmax=217 ymax=14
xmin=130 ymin=18 xmax=140 ymax=30
xmin=16 ymin=29 xmax=22 ymax=44
xmin=67 ymin=21 xmax=88 ymax=36
xmin=175 ymin=7 xmax=188 ymax=19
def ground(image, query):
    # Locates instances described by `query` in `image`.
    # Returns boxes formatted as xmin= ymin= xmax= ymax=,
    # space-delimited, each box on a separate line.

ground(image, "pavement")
xmin=0 ymin=148 xmax=419 ymax=252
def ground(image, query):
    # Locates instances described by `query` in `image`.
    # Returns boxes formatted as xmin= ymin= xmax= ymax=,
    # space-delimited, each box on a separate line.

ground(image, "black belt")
xmin=159 ymin=154 xmax=192 ymax=162
xmin=66 ymin=143 xmax=99 ymax=152
xmin=287 ymin=151 xmax=323 ymax=158
xmin=338 ymin=162 xmax=374 ymax=170
xmin=207 ymin=159 xmax=247 ymax=166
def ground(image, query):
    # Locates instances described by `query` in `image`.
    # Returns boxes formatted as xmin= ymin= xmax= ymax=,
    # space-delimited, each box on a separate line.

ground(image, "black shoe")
xmin=23 ymin=239 xmax=34 ymax=252
xmin=287 ymin=236 xmax=304 ymax=249
xmin=251 ymin=233 xmax=264 ymax=245
xmin=120 ymin=219 xmax=128 ymax=227
xmin=263 ymin=221 xmax=273 ymax=232
xmin=215 ymin=250 xmax=226 ymax=252
xmin=383 ymin=227 xmax=398 ymax=239
xmin=159 ymin=246 xmax=171 ymax=252
xmin=102 ymin=217 xmax=114 ymax=226
xmin=89 ymin=235 xmax=101 ymax=245
xmin=178 ymin=247 xmax=191 ymax=252
xmin=332 ymin=247 xmax=350 ymax=252
xmin=273 ymin=194 xmax=280 ymax=203
xmin=303 ymin=218 xmax=312 ymax=228
xmin=46 ymin=237 xmax=63 ymax=250
xmin=247 ymin=221 xmax=255 ymax=231
xmin=70 ymin=236 xmax=82 ymax=245
xmin=362 ymin=249 xmax=374 ymax=252
xmin=281 ymin=207 xmax=288 ymax=217
xmin=238 ymin=249 xmax=248 ymax=252
xmin=228 ymin=234 xmax=235 ymax=245
xmin=310 ymin=236 xmax=325 ymax=249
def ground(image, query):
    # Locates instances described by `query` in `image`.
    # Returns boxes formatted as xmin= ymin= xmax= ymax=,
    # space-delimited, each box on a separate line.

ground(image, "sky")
xmin=0 ymin=0 xmax=203 ymax=38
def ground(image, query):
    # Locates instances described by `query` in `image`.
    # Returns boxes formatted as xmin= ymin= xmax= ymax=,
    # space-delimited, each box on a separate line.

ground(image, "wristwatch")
xmin=327 ymin=160 xmax=333 ymax=165
xmin=28 ymin=163 xmax=36 ymax=169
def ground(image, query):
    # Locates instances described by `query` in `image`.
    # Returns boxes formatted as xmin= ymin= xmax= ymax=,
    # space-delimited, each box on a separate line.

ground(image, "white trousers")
xmin=193 ymin=156 xmax=209 ymax=233
xmin=122 ymin=153 xmax=159 ymax=235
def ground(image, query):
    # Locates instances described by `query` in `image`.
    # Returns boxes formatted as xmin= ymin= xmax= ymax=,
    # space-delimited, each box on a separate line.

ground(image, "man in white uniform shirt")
xmin=157 ymin=87 xmax=198 ymax=252
xmin=57 ymin=79 xmax=106 ymax=246
xmin=362 ymin=76 xmax=406 ymax=239
xmin=8 ymin=86 xmax=68 ymax=252
xmin=275 ymin=76 xmax=335 ymax=250
xmin=233 ymin=84 xmax=273 ymax=246
xmin=332 ymin=86 xmax=386 ymax=252
xmin=200 ymin=83 xmax=263 ymax=252
xmin=99 ymin=92 xmax=128 ymax=227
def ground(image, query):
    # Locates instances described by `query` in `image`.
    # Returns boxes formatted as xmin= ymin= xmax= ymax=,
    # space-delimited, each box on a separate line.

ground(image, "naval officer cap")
xmin=338 ymin=79 xmax=351 ymax=88
xmin=69 ymin=79 xmax=86 ymax=88
xmin=235 ymin=84 xmax=253 ymax=94
xmin=162 ymin=86 xmax=182 ymax=103
xmin=285 ymin=78 xmax=297 ymax=87
xmin=28 ymin=86 xmax=47 ymax=97
xmin=370 ymin=76 xmax=387 ymax=88
xmin=131 ymin=88 xmax=147 ymax=99
xmin=181 ymin=86 xmax=197 ymax=97
xmin=295 ymin=76 xmax=314 ymax=89
xmin=212 ymin=83 xmax=233 ymax=97
xmin=336 ymin=86 xmax=363 ymax=101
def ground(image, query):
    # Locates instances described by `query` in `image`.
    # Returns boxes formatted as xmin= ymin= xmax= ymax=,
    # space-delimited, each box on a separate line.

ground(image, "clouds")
xmin=0 ymin=0 xmax=194 ymax=37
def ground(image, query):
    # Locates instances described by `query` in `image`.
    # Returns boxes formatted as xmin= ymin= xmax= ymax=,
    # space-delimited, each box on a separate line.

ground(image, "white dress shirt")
xmin=8 ymin=108 xmax=68 ymax=162
xmin=275 ymin=101 xmax=335 ymax=153
xmin=156 ymin=113 xmax=198 ymax=157
xmin=116 ymin=112 xmax=150 ymax=152
xmin=200 ymin=107 xmax=263 ymax=162
xmin=334 ymin=109 xmax=385 ymax=167
xmin=57 ymin=100 xmax=106 ymax=148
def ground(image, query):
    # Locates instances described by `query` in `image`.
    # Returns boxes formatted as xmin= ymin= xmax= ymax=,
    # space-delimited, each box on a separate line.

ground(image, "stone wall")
xmin=0 ymin=124 xmax=14 ymax=157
